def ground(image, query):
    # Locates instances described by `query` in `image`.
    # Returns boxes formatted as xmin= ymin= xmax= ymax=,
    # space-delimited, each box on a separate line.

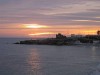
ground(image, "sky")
xmin=0 ymin=0 xmax=100 ymax=38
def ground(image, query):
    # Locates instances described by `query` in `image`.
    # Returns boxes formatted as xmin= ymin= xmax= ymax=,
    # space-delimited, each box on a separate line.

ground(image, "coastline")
xmin=14 ymin=33 xmax=100 ymax=46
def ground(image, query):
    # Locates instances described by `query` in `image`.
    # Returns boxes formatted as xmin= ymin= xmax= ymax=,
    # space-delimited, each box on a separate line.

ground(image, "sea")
xmin=0 ymin=38 xmax=100 ymax=75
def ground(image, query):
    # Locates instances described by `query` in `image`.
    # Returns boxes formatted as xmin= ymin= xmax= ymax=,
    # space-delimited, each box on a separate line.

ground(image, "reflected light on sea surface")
xmin=27 ymin=49 xmax=42 ymax=75
xmin=91 ymin=46 xmax=97 ymax=60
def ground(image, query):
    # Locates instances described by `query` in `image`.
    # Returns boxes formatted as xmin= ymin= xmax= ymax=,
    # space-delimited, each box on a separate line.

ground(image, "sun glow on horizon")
xmin=81 ymin=30 xmax=97 ymax=35
xmin=29 ymin=32 xmax=55 ymax=36
xmin=24 ymin=24 xmax=49 ymax=28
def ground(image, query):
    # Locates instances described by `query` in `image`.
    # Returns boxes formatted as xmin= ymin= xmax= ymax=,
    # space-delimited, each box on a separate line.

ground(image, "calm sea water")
xmin=0 ymin=38 xmax=100 ymax=75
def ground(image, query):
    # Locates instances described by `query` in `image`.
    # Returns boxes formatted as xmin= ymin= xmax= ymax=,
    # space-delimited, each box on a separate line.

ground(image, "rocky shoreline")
xmin=15 ymin=33 xmax=100 ymax=46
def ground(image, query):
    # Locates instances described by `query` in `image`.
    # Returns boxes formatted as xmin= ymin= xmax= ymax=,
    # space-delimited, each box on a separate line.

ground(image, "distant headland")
xmin=15 ymin=30 xmax=100 ymax=45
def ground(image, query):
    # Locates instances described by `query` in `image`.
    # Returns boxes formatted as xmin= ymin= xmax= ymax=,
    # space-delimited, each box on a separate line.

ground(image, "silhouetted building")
xmin=56 ymin=33 xmax=66 ymax=39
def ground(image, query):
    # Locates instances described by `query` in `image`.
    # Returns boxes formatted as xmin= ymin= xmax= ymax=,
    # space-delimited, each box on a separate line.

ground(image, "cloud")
xmin=0 ymin=0 xmax=100 ymax=27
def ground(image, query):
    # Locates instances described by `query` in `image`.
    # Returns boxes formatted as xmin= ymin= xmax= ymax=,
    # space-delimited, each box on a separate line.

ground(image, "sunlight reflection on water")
xmin=27 ymin=49 xmax=42 ymax=75
xmin=91 ymin=46 xmax=97 ymax=61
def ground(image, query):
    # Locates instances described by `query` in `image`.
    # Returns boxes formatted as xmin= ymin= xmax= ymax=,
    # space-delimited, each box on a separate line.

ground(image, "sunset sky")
xmin=0 ymin=0 xmax=100 ymax=38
